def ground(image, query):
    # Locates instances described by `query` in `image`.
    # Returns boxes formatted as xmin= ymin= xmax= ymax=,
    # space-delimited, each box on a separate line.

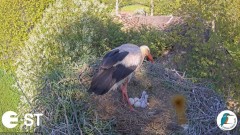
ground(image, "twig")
xmin=70 ymin=97 xmax=83 ymax=135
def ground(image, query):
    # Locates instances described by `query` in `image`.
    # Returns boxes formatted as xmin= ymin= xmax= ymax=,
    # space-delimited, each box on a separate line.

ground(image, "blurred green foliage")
xmin=100 ymin=0 xmax=149 ymax=8
xmin=14 ymin=0 xmax=240 ymax=110
xmin=1 ymin=0 xmax=239 ymax=133
xmin=154 ymin=0 xmax=181 ymax=15
xmin=16 ymin=0 xmax=113 ymax=111
xmin=33 ymin=62 xmax=117 ymax=134
xmin=16 ymin=0 xmax=167 ymax=104
xmin=0 ymin=0 xmax=53 ymax=132
xmin=0 ymin=0 xmax=54 ymax=71
xmin=15 ymin=0 xmax=168 ymax=132
xmin=101 ymin=0 xmax=180 ymax=15
xmin=168 ymin=0 xmax=240 ymax=100
xmin=120 ymin=4 xmax=149 ymax=13
xmin=126 ymin=27 xmax=171 ymax=56
xmin=0 ymin=69 xmax=20 ymax=132
xmin=14 ymin=0 xmax=115 ymax=133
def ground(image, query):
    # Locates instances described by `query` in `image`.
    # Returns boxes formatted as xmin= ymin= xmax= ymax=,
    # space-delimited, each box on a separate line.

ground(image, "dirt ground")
xmin=89 ymin=62 xmax=184 ymax=135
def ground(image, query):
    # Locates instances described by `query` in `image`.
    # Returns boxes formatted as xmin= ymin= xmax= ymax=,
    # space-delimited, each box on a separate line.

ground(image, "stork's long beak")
xmin=147 ymin=53 xmax=154 ymax=63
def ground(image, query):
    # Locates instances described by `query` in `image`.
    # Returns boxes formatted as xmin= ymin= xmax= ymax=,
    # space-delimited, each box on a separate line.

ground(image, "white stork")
xmin=88 ymin=43 xmax=154 ymax=110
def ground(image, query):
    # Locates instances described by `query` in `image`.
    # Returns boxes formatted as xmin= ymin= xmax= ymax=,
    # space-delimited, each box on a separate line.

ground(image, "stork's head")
xmin=140 ymin=45 xmax=154 ymax=63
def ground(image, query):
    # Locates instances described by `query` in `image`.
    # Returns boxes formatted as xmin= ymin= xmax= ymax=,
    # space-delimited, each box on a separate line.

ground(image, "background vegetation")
xmin=173 ymin=0 xmax=240 ymax=100
xmin=0 ymin=0 xmax=54 ymax=132
xmin=0 ymin=69 xmax=20 ymax=132
xmin=0 ymin=0 xmax=239 ymax=134
xmin=0 ymin=0 xmax=55 ymax=71
xmin=15 ymin=0 xmax=170 ymax=133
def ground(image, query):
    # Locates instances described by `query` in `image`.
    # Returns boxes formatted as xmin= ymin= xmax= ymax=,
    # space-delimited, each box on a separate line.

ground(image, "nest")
xmin=85 ymin=60 xmax=239 ymax=134
xmin=143 ymin=61 xmax=239 ymax=135
xmin=88 ymin=61 xmax=175 ymax=134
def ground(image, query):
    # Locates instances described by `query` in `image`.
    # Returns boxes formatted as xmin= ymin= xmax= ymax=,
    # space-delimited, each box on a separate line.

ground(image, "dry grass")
xmin=35 ymin=59 xmax=239 ymax=134
xmin=144 ymin=60 xmax=240 ymax=135
xmin=86 ymin=59 xmax=240 ymax=135
xmin=89 ymin=64 xmax=176 ymax=134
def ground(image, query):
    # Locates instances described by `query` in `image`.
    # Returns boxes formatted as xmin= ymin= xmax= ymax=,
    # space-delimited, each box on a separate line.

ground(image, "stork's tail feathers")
xmin=88 ymin=68 xmax=115 ymax=95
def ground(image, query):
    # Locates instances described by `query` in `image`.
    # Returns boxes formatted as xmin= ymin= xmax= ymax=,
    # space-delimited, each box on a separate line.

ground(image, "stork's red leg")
xmin=121 ymin=79 xmax=134 ymax=111
xmin=120 ymin=85 xmax=127 ymax=102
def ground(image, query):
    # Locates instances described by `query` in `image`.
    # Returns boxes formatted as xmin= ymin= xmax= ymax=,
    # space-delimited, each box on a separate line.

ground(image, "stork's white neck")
xmin=137 ymin=45 xmax=149 ymax=70
xmin=140 ymin=45 xmax=150 ymax=57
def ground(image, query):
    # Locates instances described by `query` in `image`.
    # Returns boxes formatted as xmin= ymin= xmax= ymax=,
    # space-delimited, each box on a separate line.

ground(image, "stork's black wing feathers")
xmin=88 ymin=67 xmax=116 ymax=95
xmin=112 ymin=64 xmax=136 ymax=82
xmin=101 ymin=49 xmax=129 ymax=69
xmin=88 ymin=48 xmax=138 ymax=95
xmin=103 ymin=49 xmax=119 ymax=58
xmin=88 ymin=64 xmax=137 ymax=95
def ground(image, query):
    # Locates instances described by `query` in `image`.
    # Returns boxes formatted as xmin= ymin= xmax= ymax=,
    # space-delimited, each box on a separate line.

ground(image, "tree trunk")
xmin=116 ymin=0 xmax=119 ymax=16
xmin=212 ymin=20 xmax=215 ymax=32
xmin=150 ymin=0 xmax=154 ymax=16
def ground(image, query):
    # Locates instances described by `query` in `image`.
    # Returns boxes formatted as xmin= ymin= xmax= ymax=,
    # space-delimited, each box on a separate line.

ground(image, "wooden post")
xmin=212 ymin=20 xmax=215 ymax=32
xmin=150 ymin=0 xmax=154 ymax=16
xmin=116 ymin=0 xmax=119 ymax=16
